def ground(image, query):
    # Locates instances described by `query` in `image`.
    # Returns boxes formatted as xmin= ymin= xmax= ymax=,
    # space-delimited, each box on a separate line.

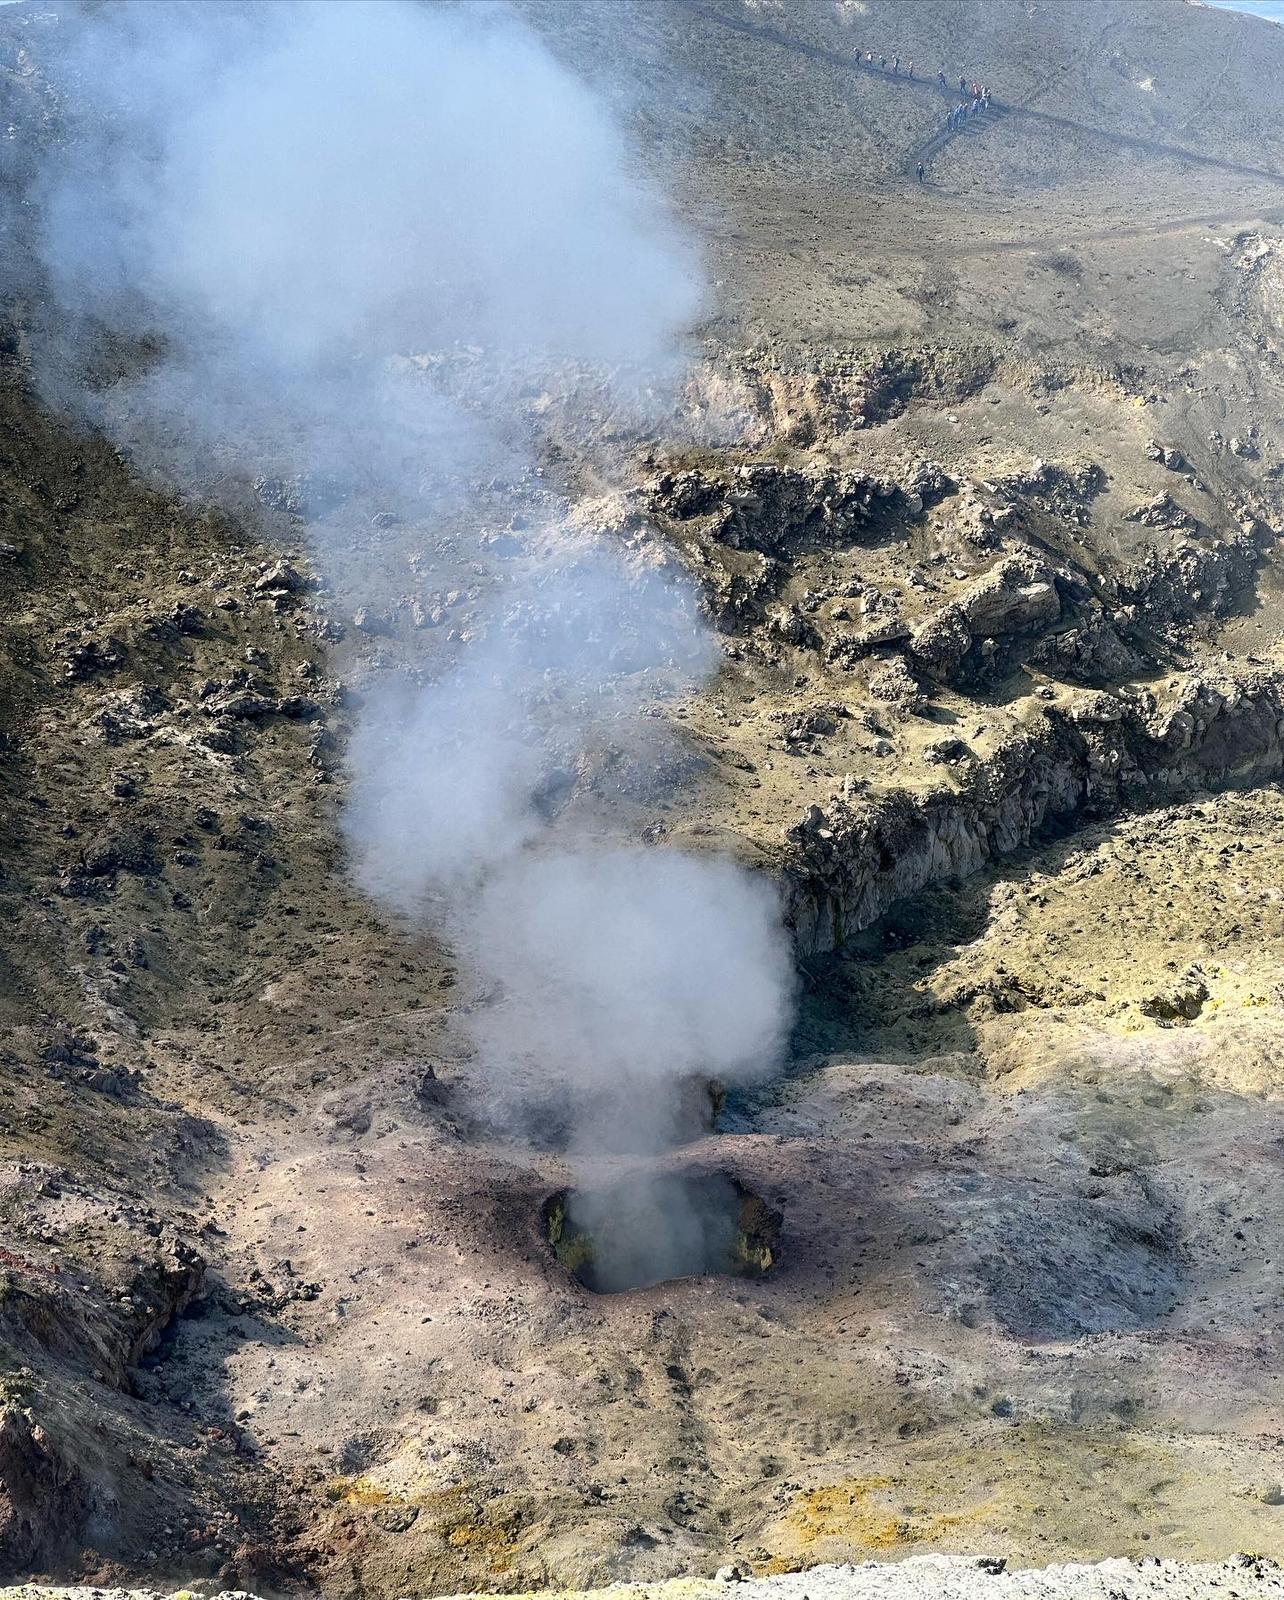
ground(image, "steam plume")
xmin=20 ymin=0 xmax=796 ymax=1256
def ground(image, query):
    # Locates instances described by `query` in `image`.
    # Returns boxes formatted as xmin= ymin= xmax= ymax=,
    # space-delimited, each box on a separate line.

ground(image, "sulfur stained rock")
xmin=1140 ymin=971 xmax=1210 ymax=1022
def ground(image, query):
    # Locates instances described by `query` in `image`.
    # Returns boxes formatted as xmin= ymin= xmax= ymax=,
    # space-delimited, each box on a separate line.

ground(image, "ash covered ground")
xmin=5 ymin=0 xmax=1284 ymax=1596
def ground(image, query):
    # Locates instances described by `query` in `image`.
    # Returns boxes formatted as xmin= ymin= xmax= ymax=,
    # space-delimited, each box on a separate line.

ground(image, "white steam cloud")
xmin=345 ymin=542 xmax=718 ymax=905
xmin=472 ymin=850 xmax=790 ymax=1156
xmin=22 ymin=0 xmax=795 ymax=1245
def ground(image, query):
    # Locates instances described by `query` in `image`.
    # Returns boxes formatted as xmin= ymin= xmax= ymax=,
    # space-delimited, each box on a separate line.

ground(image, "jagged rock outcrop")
xmin=680 ymin=345 xmax=999 ymax=445
xmin=650 ymin=460 xmax=949 ymax=560
xmin=907 ymin=556 xmax=1064 ymax=683
xmin=958 ymin=555 xmax=1061 ymax=636
xmin=0 ymin=1183 xmax=207 ymax=1571
xmin=1104 ymin=534 xmax=1260 ymax=625
xmin=989 ymin=458 xmax=1106 ymax=524
xmin=785 ymin=669 xmax=1284 ymax=952
xmin=0 ymin=1218 xmax=205 ymax=1394
xmin=0 ymin=1403 xmax=90 ymax=1572
xmin=1125 ymin=492 xmax=1199 ymax=532
xmin=1027 ymin=619 xmax=1144 ymax=685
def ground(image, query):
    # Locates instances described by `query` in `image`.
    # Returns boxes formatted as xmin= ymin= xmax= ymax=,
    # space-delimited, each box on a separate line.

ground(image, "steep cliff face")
xmin=784 ymin=670 xmax=1284 ymax=952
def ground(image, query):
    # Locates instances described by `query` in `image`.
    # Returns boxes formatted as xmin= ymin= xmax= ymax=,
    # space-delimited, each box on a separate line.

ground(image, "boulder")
xmin=908 ymin=604 xmax=972 ymax=679
xmin=960 ymin=557 xmax=1060 ymax=637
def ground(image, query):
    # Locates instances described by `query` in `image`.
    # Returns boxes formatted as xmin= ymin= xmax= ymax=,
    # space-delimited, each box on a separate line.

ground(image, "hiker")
xmin=937 ymin=69 xmax=948 ymax=88
xmin=878 ymin=54 xmax=886 ymax=69
xmin=959 ymin=73 xmax=967 ymax=95
xmin=892 ymin=54 xmax=899 ymax=74
xmin=907 ymin=59 xmax=914 ymax=77
xmin=916 ymin=160 xmax=925 ymax=182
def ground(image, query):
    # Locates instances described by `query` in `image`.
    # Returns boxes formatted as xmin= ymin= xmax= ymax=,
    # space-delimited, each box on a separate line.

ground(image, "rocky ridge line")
xmin=783 ymin=665 xmax=1284 ymax=952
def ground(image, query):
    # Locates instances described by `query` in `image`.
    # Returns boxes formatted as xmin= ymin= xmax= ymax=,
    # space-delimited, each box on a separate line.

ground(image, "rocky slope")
xmin=6 ymin=0 xmax=1284 ymax=1595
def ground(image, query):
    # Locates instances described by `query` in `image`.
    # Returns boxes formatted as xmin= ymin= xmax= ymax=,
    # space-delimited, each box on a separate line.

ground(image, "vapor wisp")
xmin=26 ymin=0 xmax=796 ymax=1283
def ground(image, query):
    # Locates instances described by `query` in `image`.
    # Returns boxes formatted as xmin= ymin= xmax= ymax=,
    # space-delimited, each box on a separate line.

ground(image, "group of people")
xmin=852 ymin=47 xmax=914 ymax=77
xmin=946 ymin=78 xmax=993 ymax=129
xmin=848 ymin=45 xmax=996 ymax=186
xmin=851 ymin=49 xmax=994 ymax=118
xmin=850 ymin=49 xmax=993 ymax=108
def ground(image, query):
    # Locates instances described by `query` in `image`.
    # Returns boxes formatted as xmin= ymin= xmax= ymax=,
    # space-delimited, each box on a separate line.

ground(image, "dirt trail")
xmin=867 ymin=205 xmax=1284 ymax=259
xmin=676 ymin=0 xmax=1284 ymax=189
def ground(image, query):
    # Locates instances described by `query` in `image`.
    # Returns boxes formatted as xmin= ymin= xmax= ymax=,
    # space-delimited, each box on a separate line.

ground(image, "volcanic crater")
xmin=6 ymin=0 xmax=1284 ymax=1596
